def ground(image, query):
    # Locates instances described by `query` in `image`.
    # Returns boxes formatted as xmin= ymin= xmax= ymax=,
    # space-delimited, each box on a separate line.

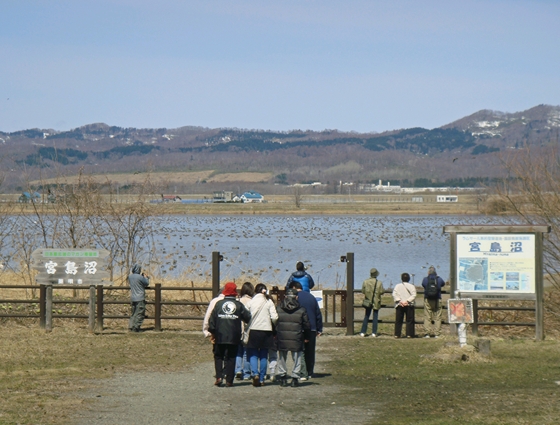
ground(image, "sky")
xmin=1 ymin=0 xmax=559 ymax=133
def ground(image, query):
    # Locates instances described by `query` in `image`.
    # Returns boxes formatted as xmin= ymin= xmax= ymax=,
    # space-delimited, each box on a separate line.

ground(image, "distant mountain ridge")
xmin=1 ymin=104 xmax=559 ymax=192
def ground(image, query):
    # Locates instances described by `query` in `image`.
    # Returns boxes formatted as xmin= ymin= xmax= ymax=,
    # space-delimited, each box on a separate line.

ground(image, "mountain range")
xmin=1 ymin=104 xmax=559 ymax=193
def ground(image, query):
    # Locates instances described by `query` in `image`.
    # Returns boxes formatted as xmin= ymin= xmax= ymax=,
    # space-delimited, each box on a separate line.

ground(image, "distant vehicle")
xmin=437 ymin=195 xmax=458 ymax=203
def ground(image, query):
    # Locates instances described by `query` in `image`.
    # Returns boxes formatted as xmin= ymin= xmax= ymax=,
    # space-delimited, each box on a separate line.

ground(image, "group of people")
xmin=203 ymin=262 xmax=323 ymax=388
xmin=360 ymin=266 xmax=446 ymax=339
xmin=127 ymin=261 xmax=445 ymax=389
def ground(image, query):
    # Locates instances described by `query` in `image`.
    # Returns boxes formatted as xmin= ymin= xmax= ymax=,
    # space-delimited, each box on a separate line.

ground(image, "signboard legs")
xmin=45 ymin=285 xmax=52 ymax=333
xmin=88 ymin=286 xmax=96 ymax=333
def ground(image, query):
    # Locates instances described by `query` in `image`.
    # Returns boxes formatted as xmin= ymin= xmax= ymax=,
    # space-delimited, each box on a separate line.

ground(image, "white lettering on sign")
xmin=65 ymin=261 xmax=78 ymax=275
xmin=45 ymin=261 xmax=57 ymax=274
xmin=84 ymin=261 xmax=97 ymax=274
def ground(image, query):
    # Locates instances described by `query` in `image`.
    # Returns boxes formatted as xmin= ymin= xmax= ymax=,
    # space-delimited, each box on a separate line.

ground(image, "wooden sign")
xmin=31 ymin=248 xmax=111 ymax=285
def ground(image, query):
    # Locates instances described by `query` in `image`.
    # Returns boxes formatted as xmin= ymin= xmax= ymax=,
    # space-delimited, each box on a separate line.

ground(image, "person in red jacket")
xmin=208 ymin=282 xmax=251 ymax=387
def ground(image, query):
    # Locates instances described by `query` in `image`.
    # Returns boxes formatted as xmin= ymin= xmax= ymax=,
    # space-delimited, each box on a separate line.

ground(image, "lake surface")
xmin=150 ymin=215 xmax=519 ymax=289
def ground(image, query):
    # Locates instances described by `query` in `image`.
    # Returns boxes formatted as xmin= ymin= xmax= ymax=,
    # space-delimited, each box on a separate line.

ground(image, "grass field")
xmin=324 ymin=334 xmax=560 ymax=424
xmin=1 ymin=324 xmax=559 ymax=425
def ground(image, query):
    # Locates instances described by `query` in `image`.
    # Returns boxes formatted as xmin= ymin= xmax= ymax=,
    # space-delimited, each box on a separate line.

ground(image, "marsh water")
xmin=150 ymin=215 xmax=519 ymax=288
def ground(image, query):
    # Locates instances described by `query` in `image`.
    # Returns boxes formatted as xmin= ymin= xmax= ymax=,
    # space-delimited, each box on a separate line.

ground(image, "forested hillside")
xmin=0 ymin=105 xmax=558 ymax=193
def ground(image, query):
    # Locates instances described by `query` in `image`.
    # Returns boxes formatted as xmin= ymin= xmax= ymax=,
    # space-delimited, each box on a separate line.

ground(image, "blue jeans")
xmin=360 ymin=307 xmax=379 ymax=335
xmin=247 ymin=347 xmax=268 ymax=382
xmin=235 ymin=345 xmax=251 ymax=379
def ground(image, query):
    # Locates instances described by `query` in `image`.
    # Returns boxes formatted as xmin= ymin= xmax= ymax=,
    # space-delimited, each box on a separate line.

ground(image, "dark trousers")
xmin=394 ymin=305 xmax=415 ymax=337
xmin=304 ymin=331 xmax=317 ymax=376
xmin=213 ymin=343 xmax=238 ymax=384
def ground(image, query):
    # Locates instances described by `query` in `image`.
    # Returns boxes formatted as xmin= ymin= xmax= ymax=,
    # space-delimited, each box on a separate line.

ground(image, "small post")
xmin=96 ymin=285 xmax=104 ymax=331
xmin=212 ymin=251 xmax=222 ymax=298
xmin=45 ymin=285 xmax=53 ymax=333
xmin=88 ymin=286 xmax=96 ymax=333
xmin=155 ymin=283 xmax=162 ymax=332
xmin=344 ymin=253 xmax=355 ymax=336
xmin=476 ymin=339 xmax=491 ymax=356
xmin=39 ymin=284 xmax=46 ymax=329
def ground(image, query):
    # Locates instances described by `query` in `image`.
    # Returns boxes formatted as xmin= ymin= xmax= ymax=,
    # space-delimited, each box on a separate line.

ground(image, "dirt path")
xmin=72 ymin=336 xmax=377 ymax=425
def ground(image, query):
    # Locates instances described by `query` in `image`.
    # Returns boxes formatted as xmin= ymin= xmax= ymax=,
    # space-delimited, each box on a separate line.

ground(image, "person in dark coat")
xmin=208 ymin=282 xmax=251 ymax=387
xmin=421 ymin=266 xmax=446 ymax=338
xmin=275 ymin=288 xmax=311 ymax=387
xmin=288 ymin=281 xmax=322 ymax=380
xmin=128 ymin=264 xmax=150 ymax=332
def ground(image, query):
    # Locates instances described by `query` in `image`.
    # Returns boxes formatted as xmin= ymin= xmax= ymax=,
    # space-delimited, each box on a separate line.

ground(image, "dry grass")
xmin=29 ymin=170 xmax=274 ymax=186
xmin=0 ymin=324 xmax=211 ymax=425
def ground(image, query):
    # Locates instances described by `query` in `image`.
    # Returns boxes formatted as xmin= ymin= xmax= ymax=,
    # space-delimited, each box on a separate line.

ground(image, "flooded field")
xmin=150 ymin=214 xmax=519 ymax=288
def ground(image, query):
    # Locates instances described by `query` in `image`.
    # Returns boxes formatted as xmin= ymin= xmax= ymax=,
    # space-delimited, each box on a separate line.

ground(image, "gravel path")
xmin=72 ymin=337 xmax=377 ymax=425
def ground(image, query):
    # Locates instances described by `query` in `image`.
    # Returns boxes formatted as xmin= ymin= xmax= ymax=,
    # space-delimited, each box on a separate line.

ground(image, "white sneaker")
xmin=424 ymin=335 xmax=431 ymax=338
xmin=434 ymin=335 xmax=440 ymax=339
xmin=359 ymin=333 xmax=366 ymax=337
xmin=371 ymin=334 xmax=376 ymax=338
xmin=299 ymin=376 xmax=308 ymax=381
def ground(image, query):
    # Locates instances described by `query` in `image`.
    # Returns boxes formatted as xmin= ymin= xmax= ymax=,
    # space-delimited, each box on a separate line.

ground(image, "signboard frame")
xmin=443 ymin=225 xmax=550 ymax=341
xmin=31 ymin=248 xmax=111 ymax=286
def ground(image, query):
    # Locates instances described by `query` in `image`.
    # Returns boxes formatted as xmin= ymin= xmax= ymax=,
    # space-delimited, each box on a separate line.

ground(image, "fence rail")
xmin=0 ymin=284 xmax=537 ymax=334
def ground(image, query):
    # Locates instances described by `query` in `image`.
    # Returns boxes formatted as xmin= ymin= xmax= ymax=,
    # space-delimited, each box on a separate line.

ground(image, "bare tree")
xmin=493 ymin=145 xmax=560 ymax=293
xmin=293 ymin=186 xmax=302 ymax=208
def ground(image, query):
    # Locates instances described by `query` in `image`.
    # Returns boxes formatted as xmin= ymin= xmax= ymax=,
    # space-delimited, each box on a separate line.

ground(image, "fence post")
xmin=96 ymin=285 xmax=104 ymax=331
xmin=88 ymin=286 xmax=96 ymax=333
xmin=212 ymin=251 xmax=221 ymax=298
xmin=39 ymin=284 xmax=46 ymax=329
xmin=45 ymin=285 xmax=53 ymax=333
xmin=155 ymin=283 xmax=162 ymax=331
xmin=345 ymin=252 xmax=355 ymax=336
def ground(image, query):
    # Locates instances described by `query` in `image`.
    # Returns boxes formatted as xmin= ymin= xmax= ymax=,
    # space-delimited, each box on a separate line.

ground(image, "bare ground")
xmin=72 ymin=332 xmax=378 ymax=425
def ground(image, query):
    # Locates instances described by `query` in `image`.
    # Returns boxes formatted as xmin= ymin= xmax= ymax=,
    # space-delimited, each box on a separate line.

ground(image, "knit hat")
xmin=285 ymin=288 xmax=298 ymax=297
xmin=222 ymin=282 xmax=238 ymax=296
xmin=370 ymin=268 xmax=379 ymax=277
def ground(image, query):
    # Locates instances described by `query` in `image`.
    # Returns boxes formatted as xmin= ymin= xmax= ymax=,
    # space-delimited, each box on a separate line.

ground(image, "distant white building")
xmin=358 ymin=180 xmax=401 ymax=193
xmin=437 ymin=195 xmax=458 ymax=203
xmin=241 ymin=191 xmax=264 ymax=203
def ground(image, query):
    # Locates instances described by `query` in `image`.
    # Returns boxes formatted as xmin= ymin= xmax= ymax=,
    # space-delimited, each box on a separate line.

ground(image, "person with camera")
xmin=128 ymin=264 xmax=150 ymax=333
xmin=392 ymin=272 xmax=417 ymax=338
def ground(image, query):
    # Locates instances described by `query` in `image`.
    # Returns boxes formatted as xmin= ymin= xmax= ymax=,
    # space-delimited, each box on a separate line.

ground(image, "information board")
xmin=456 ymin=233 xmax=535 ymax=298
xmin=31 ymin=248 xmax=111 ymax=285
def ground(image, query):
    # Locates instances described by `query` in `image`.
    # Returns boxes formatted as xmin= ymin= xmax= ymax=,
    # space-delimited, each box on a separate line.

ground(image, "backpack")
xmin=425 ymin=275 xmax=439 ymax=299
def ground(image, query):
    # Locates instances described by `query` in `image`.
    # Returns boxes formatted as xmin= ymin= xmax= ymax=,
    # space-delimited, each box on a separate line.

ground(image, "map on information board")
xmin=457 ymin=234 xmax=535 ymax=295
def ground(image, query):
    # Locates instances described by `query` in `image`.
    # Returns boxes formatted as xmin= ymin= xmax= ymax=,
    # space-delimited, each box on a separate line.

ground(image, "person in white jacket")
xmin=392 ymin=273 xmax=417 ymax=338
xmin=246 ymin=283 xmax=278 ymax=387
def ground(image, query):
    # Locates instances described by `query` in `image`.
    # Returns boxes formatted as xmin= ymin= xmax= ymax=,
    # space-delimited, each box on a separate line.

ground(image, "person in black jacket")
xmin=208 ymin=282 xmax=251 ymax=387
xmin=275 ymin=288 xmax=311 ymax=387
xmin=288 ymin=281 xmax=323 ymax=380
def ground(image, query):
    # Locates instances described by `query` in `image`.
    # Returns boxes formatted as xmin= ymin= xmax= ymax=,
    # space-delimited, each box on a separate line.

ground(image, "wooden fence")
xmin=0 ymin=284 xmax=537 ymax=335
